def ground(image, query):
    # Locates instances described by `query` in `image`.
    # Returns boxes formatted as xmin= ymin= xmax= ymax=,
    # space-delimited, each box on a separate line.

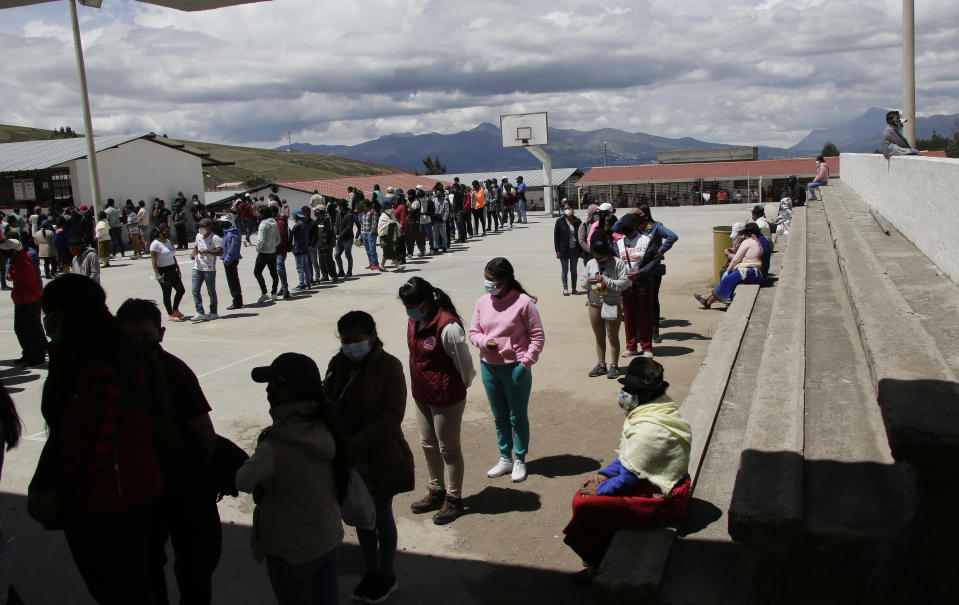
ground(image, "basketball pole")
xmin=524 ymin=145 xmax=554 ymax=216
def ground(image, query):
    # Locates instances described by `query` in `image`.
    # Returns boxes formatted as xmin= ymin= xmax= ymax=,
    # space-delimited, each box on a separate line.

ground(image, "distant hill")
xmin=0 ymin=124 xmax=400 ymax=187
xmin=284 ymin=123 xmax=810 ymax=173
xmin=791 ymin=107 xmax=959 ymax=153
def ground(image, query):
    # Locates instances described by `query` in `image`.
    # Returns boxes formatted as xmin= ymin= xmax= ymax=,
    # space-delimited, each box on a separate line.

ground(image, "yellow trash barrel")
xmin=713 ymin=225 xmax=732 ymax=281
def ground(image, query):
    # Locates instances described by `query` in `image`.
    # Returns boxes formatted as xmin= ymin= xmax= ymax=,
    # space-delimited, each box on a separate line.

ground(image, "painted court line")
xmin=23 ymin=431 xmax=48 ymax=442
xmin=196 ymin=345 xmax=288 ymax=379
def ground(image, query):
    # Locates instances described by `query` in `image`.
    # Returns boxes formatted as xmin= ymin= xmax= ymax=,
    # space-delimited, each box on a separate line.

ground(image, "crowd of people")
xmin=554 ymin=198 xmax=679 ymax=373
xmin=0 ymin=178 xmax=708 ymax=603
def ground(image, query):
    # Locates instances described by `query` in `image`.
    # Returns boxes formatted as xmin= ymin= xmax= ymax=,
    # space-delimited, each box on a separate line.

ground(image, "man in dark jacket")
xmin=219 ymin=214 xmax=243 ymax=310
xmin=273 ymin=206 xmax=291 ymax=299
xmin=314 ymin=206 xmax=338 ymax=283
xmin=290 ymin=209 xmax=312 ymax=291
xmin=334 ymin=200 xmax=355 ymax=278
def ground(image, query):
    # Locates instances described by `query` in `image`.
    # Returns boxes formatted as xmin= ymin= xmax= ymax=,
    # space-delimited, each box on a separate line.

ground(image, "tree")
xmin=422 ymin=155 xmax=447 ymax=175
xmin=821 ymin=141 xmax=840 ymax=157
xmin=916 ymin=117 xmax=959 ymax=158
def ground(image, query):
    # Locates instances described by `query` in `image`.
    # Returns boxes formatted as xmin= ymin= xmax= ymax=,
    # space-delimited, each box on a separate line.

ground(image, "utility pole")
xmin=603 ymin=141 xmax=608 ymax=167
xmin=69 ymin=0 xmax=103 ymax=215
xmin=902 ymin=0 xmax=917 ymax=147
xmin=288 ymin=130 xmax=292 ymax=152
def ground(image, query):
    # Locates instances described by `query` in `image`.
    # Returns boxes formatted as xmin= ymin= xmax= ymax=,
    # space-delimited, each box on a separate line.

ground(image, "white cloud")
xmin=0 ymin=0 xmax=955 ymax=150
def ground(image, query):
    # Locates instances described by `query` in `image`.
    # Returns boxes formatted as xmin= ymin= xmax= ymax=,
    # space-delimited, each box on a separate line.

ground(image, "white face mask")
xmin=483 ymin=280 xmax=501 ymax=295
xmin=341 ymin=339 xmax=371 ymax=362
xmin=564 ymin=209 xmax=573 ymax=217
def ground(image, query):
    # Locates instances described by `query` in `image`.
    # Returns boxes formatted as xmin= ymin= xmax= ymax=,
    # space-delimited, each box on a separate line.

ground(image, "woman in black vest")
xmin=554 ymin=200 xmax=583 ymax=296
xmin=399 ymin=277 xmax=476 ymax=525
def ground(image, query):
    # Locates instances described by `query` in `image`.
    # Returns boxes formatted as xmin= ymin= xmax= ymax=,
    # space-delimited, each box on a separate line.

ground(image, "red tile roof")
xmin=924 ymin=150 xmax=948 ymax=158
xmin=577 ymin=156 xmax=841 ymax=184
xmin=276 ymin=173 xmax=453 ymax=200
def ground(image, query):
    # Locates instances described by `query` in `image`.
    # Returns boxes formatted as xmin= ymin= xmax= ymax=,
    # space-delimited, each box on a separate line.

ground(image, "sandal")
xmin=694 ymin=293 xmax=711 ymax=309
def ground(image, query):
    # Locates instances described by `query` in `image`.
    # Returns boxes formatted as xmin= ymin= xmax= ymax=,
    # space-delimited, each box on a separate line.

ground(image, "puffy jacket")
xmin=256 ymin=218 xmax=279 ymax=253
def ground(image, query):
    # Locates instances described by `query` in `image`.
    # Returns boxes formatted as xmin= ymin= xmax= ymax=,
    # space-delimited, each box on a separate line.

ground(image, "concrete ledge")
xmin=728 ymin=208 xmax=807 ymax=544
xmin=593 ymin=256 xmax=765 ymax=596
xmin=822 ymin=184 xmax=959 ymax=470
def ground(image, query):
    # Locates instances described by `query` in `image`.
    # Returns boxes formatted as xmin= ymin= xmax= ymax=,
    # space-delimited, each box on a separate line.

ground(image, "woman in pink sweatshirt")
xmin=469 ymin=258 xmax=545 ymax=483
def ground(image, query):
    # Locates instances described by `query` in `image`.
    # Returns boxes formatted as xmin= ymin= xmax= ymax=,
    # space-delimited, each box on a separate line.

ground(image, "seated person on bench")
xmin=563 ymin=358 xmax=692 ymax=584
xmin=695 ymin=223 xmax=765 ymax=308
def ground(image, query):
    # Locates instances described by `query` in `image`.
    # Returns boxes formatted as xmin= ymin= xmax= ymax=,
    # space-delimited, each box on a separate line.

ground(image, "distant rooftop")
xmin=429 ymin=168 xmax=581 ymax=188
xmin=578 ymin=156 xmax=841 ymax=185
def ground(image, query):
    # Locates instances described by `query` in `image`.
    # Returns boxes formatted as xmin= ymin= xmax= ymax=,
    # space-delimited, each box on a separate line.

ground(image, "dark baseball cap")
xmin=251 ymin=352 xmax=322 ymax=390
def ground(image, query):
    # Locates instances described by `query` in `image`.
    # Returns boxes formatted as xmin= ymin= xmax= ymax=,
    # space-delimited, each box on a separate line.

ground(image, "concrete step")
xmin=821 ymin=183 xmax=959 ymax=470
xmin=802 ymin=201 xmax=910 ymax=544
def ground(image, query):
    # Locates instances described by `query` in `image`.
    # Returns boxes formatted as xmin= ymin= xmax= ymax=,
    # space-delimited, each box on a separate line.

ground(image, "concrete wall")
xmin=67 ymin=138 xmax=205 ymax=208
xmin=841 ymin=152 xmax=959 ymax=282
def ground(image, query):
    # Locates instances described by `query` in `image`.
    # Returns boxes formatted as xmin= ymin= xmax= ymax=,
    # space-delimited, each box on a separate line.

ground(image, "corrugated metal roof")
xmin=0 ymin=133 xmax=149 ymax=172
xmin=429 ymin=168 xmax=580 ymax=188
xmin=275 ymin=173 xmax=452 ymax=201
xmin=577 ymin=157 xmax=840 ymax=184
xmin=0 ymin=132 xmax=232 ymax=172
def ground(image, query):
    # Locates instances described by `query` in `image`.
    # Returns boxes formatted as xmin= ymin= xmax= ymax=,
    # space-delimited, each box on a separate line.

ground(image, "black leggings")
xmin=158 ymin=264 xmax=185 ymax=315
xmin=254 ymin=252 xmax=279 ymax=294
xmin=652 ymin=271 xmax=663 ymax=328
xmin=472 ymin=209 xmax=485 ymax=233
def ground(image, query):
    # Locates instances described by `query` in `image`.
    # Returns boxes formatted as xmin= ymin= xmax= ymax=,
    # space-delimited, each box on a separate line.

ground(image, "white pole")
xmin=69 ymin=0 xmax=103 ymax=215
xmin=902 ymin=0 xmax=917 ymax=147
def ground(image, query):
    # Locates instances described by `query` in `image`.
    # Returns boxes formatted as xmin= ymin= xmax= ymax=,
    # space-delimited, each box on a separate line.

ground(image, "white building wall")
xmin=273 ymin=187 xmax=314 ymax=210
xmin=841 ymin=152 xmax=959 ymax=283
xmin=67 ymin=138 xmax=205 ymax=211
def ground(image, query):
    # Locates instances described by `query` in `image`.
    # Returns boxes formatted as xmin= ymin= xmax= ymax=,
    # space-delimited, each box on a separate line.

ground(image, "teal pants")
xmin=481 ymin=362 xmax=532 ymax=462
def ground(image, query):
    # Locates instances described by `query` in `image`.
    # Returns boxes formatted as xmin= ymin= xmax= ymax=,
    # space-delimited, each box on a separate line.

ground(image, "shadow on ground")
xmin=526 ymin=454 xmax=601 ymax=478
xmin=0 ymin=491 xmax=603 ymax=605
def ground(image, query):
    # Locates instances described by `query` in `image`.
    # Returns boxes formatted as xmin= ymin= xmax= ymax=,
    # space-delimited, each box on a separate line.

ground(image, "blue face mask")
xmin=406 ymin=306 xmax=425 ymax=322
xmin=341 ymin=340 xmax=371 ymax=362
xmin=617 ymin=389 xmax=640 ymax=412
xmin=484 ymin=280 xmax=501 ymax=295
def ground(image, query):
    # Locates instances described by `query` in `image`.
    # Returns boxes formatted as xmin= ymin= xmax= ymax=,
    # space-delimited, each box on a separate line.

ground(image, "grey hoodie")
xmin=256 ymin=217 xmax=279 ymax=253
xmin=581 ymin=256 xmax=629 ymax=306
xmin=71 ymin=247 xmax=100 ymax=284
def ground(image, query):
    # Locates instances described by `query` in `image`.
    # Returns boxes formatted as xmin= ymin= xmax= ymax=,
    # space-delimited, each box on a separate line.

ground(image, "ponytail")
xmin=399 ymin=276 xmax=461 ymax=322
xmin=485 ymin=257 xmax=537 ymax=303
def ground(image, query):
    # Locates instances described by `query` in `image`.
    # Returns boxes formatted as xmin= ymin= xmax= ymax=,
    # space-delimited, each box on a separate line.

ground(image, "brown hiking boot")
xmin=432 ymin=495 xmax=464 ymax=525
xmin=410 ymin=488 xmax=445 ymax=514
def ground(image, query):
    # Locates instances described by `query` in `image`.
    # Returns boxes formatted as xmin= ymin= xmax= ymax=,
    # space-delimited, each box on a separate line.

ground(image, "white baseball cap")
xmin=730 ymin=222 xmax=746 ymax=239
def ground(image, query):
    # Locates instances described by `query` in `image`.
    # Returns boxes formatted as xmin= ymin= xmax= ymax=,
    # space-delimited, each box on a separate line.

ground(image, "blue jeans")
xmin=361 ymin=233 xmax=379 ymax=267
xmin=357 ymin=497 xmax=397 ymax=576
xmin=432 ymin=221 xmax=448 ymax=250
xmin=240 ymin=220 xmax=255 ymax=243
xmin=807 ymin=181 xmax=827 ymax=199
xmin=276 ymin=251 xmax=289 ymax=292
xmin=715 ymin=267 xmax=763 ymax=300
xmin=517 ymin=199 xmax=527 ymax=222
xmin=559 ymin=249 xmax=579 ymax=290
xmin=308 ymin=246 xmax=320 ymax=281
xmin=191 ymin=269 xmax=217 ymax=315
xmin=480 ymin=362 xmax=533 ymax=462
xmin=265 ymin=547 xmax=339 ymax=605
xmin=109 ymin=226 xmax=123 ymax=256
xmin=294 ymin=253 xmax=310 ymax=287
xmin=334 ymin=239 xmax=353 ymax=274
xmin=422 ymin=222 xmax=435 ymax=251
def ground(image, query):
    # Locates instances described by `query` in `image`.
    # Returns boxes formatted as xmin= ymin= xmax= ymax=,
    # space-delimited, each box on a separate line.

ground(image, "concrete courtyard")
xmin=0 ymin=203 xmax=761 ymax=604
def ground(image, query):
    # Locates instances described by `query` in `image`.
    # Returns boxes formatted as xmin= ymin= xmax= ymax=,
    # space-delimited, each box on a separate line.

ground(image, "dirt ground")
xmin=0 ymin=203 xmax=757 ymax=603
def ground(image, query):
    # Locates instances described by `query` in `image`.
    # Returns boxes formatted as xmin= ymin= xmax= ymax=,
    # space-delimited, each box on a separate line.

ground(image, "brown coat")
xmin=323 ymin=342 xmax=415 ymax=499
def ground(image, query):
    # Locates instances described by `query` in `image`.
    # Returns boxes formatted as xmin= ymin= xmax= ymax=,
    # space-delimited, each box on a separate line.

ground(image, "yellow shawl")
xmin=618 ymin=395 xmax=692 ymax=493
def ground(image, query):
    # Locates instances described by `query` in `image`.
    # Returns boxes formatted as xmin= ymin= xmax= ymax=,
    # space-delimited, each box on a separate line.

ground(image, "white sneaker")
xmin=206 ymin=313 xmax=219 ymax=321
xmin=643 ymin=351 xmax=654 ymax=359
xmin=511 ymin=460 xmax=528 ymax=483
xmin=257 ymin=293 xmax=270 ymax=303
xmin=191 ymin=314 xmax=207 ymax=322
xmin=487 ymin=457 xmax=514 ymax=478
xmin=270 ymin=293 xmax=278 ymax=301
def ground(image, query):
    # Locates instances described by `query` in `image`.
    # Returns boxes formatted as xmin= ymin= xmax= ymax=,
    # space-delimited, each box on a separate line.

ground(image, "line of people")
xmin=554 ymin=199 xmax=679 ymax=378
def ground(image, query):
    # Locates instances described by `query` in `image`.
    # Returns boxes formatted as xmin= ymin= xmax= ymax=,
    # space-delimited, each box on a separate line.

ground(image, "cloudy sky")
xmin=1 ymin=0 xmax=956 ymax=149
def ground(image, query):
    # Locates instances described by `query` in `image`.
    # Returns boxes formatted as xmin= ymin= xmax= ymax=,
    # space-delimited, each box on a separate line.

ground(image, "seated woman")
xmin=695 ymin=223 xmax=765 ymax=308
xmin=562 ymin=357 xmax=692 ymax=584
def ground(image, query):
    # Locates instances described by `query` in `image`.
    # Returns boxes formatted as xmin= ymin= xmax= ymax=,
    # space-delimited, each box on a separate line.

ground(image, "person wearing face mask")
xmin=377 ymin=201 xmax=404 ymax=272
xmin=190 ymin=218 xmax=222 ymax=322
xmin=562 ymin=357 xmax=692 ymax=585
xmin=469 ymin=257 xmax=546 ymax=483
xmin=150 ymin=224 xmax=186 ymax=321
xmin=0 ymin=236 xmax=46 ymax=366
xmin=68 ymin=237 xmax=100 ymax=284
xmin=806 ymin=155 xmax=830 ymax=201
xmin=116 ymin=298 xmax=225 ymax=605
xmin=399 ymin=277 xmax=476 ymax=525
xmin=616 ymin=213 xmax=663 ymax=358
xmin=554 ymin=201 xmax=582 ymax=296
xmin=323 ymin=311 xmax=414 ymax=604
xmin=28 ymin=275 xmax=165 ymax=604
xmin=881 ymin=110 xmax=921 ymax=159
xmin=238 ymin=353 xmax=350 ymax=605
xmin=582 ymin=237 xmax=629 ymax=379
xmin=586 ymin=202 xmax=615 ymax=248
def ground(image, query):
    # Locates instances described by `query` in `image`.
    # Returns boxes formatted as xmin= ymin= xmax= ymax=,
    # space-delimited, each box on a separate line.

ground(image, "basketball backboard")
xmin=500 ymin=112 xmax=549 ymax=148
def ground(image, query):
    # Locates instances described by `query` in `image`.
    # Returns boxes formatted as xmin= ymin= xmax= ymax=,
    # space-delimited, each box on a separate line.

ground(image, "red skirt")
xmin=562 ymin=476 xmax=691 ymax=567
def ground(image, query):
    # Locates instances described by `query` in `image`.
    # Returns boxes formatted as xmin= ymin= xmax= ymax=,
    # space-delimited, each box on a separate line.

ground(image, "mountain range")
xmin=282 ymin=108 xmax=957 ymax=173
